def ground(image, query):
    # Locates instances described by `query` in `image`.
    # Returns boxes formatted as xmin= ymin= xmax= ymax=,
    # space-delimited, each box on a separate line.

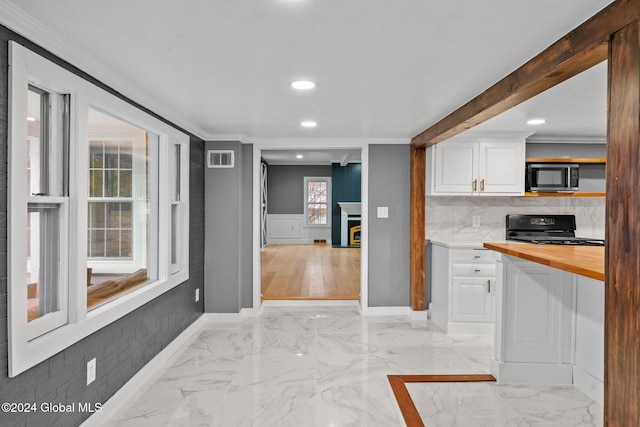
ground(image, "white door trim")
xmin=252 ymin=142 xmax=369 ymax=312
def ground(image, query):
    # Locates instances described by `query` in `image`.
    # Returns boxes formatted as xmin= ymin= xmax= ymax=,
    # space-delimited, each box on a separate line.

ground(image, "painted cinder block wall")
xmin=0 ymin=27 xmax=205 ymax=426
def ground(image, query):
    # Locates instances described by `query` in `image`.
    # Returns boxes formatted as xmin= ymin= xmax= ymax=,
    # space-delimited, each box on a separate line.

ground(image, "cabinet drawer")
xmin=453 ymin=263 xmax=496 ymax=277
xmin=452 ymin=248 xmax=494 ymax=264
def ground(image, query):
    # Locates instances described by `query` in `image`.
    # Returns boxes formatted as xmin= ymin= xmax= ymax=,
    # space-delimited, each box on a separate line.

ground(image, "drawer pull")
xmin=474 ymin=255 xmax=481 ymax=259
xmin=474 ymin=269 xmax=481 ymax=272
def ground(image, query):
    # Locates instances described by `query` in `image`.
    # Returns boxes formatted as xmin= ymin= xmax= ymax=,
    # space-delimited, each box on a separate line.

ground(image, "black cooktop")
xmin=506 ymin=214 xmax=604 ymax=246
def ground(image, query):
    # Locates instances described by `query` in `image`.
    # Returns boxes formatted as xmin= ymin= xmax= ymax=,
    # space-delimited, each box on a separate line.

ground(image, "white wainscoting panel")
xmin=266 ymin=214 xmax=331 ymax=244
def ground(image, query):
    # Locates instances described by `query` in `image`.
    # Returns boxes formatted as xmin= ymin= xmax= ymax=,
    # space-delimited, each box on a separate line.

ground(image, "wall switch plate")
xmin=87 ymin=358 xmax=96 ymax=385
xmin=472 ymin=216 xmax=481 ymax=228
xmin=195 ymin=288 xmax=200 ymax=302
xmin=377 ymin=207 xmax=389 ymax=218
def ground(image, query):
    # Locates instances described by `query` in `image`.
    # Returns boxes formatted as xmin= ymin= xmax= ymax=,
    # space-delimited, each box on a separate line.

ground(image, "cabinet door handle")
xmin=481 ymin=178 xmax=485 ymax=191
xmin=486 ymin=279 xmax=491 ymax=293
xmin=473 ymin=179 xmax=477 ymax=191
xmin=474 ymin=269 xmax=481 ymax=273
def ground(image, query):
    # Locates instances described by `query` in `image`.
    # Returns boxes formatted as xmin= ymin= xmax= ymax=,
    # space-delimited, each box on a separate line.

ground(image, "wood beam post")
xmin=605 ymin=18 xmax=640 ymax=426
xmin=410 ymin=146 xmax=426 ymax=311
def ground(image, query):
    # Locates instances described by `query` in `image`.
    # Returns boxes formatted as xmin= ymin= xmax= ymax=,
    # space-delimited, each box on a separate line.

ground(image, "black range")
xmin=506 ymin=214 xmax=604 ymax=246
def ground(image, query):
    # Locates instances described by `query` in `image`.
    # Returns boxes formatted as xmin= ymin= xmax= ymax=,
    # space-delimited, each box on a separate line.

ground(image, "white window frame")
xmin=8 ymin=42 xmax=190 ymax=376
xmin=303 ymin=176 xmax=331 ymax=227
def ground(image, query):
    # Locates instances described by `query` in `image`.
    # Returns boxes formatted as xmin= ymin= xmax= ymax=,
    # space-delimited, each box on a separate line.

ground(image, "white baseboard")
xmin=239 ymin=307 xmax=261 ymax=317
xmin=261 ymin=300 xmax=360 ymax=308
xmin=490 ymin=359 xmax=573 ymax=385
xmin=81 ymin=314 xmax=206 ymax=427
xmin=410 ymin=309 xmax=429 ymax=320
xmin=573 ymin=365 xmax=604 ymax=406
xmin=266 ymin=239 xmax=315 ymax=245
xmin=360 ymin=306 xmax=411 ymax=316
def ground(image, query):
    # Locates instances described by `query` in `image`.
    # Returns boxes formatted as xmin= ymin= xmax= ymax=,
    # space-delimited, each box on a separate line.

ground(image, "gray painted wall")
xmin=204 ymin=141 xmax=253 ymax=312
xmin=0 ymin=25 xmax=205 ymax=426
xmin=368 ymin=145 xmax=411 ymax=307
xmin=266 ymin=165 xmax=331 ymax=214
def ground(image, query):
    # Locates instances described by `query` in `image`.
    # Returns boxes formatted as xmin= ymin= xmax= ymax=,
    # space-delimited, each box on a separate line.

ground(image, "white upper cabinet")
xmin=427 ymin=133 xmax=530 ymax=196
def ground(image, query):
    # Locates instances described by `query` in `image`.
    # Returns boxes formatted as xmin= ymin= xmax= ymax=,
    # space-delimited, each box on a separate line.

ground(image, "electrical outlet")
xmin=195 ymin=288 xmax=200 ymax=302
xmin=87 ymin=358 xmax=96 ymax=385
xmin=472 ymin=216 xmax=481 ymax=228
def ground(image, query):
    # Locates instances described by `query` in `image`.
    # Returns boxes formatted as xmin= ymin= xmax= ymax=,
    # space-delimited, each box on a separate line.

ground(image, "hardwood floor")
xmin=261 ymin=243 xmax=360 ymax=300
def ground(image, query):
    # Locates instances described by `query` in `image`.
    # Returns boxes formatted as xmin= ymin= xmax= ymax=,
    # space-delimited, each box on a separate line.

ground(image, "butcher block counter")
xmin=483 ymin=241 xmax=604 ymax=405
xmin=483 ymin=242 xmax=604 ymax=281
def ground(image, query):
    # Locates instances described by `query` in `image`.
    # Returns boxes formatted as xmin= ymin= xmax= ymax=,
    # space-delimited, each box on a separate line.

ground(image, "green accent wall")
xmin=331 ymin=163 xmax=361 ymax=246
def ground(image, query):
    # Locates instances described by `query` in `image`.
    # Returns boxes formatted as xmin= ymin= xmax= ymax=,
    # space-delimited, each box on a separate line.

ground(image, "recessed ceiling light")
xmin=301 ymin=121 xmax=317 ymax=128
xmin=296 ymin=154 xmax=304 ymax=159
xmin=291 ymin=80 xmax=315 ymax=90
xmin=527 ymin=118 xmax=546 ymax=125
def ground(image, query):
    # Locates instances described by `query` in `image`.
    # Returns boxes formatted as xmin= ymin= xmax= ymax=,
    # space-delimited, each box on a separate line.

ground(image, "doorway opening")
xmin=255 ymin=148 xmax=365 ymax=302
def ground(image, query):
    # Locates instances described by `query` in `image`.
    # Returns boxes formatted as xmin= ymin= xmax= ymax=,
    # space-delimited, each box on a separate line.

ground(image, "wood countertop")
xmin=483 ymin=242 xmax=604 ymax=281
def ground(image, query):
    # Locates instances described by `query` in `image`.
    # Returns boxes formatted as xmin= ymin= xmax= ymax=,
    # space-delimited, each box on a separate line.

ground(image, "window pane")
xmin=307 ymin=203 xmax=327 ymax=225
xmin=27 ymin=88 xmax=44 ymax=195
xmin=171 ymin=204 xmax=178 ymax=265
xmin=89 ymin=144 xmax=103 ymax=168
xmin=120 ymin=142 xmax=132 ymax=169
xmin=27 ymin=85 xmax=69 ymax=198
xmin=89 ymin=230 xmax=105 ymax=257
xmin=120 ymin=203 xmax=132 ymax=228
xmin=120 ymin=230 xmax=132 ymax=258
xmin=119 ymin=170 xmax=132 ymax=197
xmin=89 ymin=202 xmax=106 ymax=229
xmin=104 ymin=141 xmax=119 ymax=168
xmin=105 ymin=230 xmax=121 ymax=257
xmin=307 ymin=181 xmax=327 ymax=203
xmin=104 ymin=170 xmax=119 ymax=197
xmin=27 ymin=204 xmax=61 ymax=322
xmin=173 ymin=144 xmax=181 ymax=201
xmin=89 ymin=170 xmax=103 ymax=197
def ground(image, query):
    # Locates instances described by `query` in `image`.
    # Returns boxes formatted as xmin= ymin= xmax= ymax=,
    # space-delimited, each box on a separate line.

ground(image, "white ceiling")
xmin=1 ymin=0 xmax=612 ymax=142
xmin=262 ymin=148 xmax=361 ymax=165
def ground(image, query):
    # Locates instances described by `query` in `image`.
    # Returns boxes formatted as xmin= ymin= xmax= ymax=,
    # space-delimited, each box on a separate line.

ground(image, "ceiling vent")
xmin=207 ymin=150 xmax=234 ymax=168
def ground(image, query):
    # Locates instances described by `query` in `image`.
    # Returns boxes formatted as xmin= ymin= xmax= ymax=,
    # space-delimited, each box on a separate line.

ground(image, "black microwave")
xmin=526 ymin=163 xmax=579 ymax=192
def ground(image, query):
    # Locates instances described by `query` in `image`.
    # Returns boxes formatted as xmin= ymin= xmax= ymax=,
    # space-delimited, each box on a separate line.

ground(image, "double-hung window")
xmin=24 ymin=84 xmax=70 ymax=340
xmin=8 ymin=42 xmax=190 ymax=376
xmin=304 ymin=177 xmax=331 ymax=226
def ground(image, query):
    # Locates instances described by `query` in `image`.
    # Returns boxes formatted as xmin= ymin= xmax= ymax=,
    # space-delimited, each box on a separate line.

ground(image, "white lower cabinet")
xmin=490 ymin=253 xmax=604 ymax=406
xmin=429 ymin=243 xmax=495 ymax=334
xmin=500 ymin=261 xmax=573 ymax=364
xmin=451 ymin=277 xmax=493 ymax=323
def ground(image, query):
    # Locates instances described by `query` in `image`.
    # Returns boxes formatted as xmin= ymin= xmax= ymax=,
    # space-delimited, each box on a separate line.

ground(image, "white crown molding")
xmin=0 ymin=0 xmax=209 ymax=140
xmin=526 ymin=135 xmax=606 ymax=144
xmin=205 ymin=134 xmax=250 ymax=143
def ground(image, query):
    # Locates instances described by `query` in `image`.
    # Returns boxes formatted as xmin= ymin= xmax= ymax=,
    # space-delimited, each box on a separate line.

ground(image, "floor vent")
xmin=314 ymin=239 xmax=327 ymax=244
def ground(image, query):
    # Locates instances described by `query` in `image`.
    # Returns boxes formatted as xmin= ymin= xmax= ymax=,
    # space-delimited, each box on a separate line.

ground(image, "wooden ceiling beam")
xmin=411 ymin=0 xmax=640 ymax=148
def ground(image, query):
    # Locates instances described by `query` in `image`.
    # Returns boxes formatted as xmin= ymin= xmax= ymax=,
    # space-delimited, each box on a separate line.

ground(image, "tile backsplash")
xmin=426 ymin=196 xmax=605 ymax=242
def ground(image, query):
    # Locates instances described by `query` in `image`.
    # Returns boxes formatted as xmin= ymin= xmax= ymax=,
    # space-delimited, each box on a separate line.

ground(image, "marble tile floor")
xmin=101 ymin=306 xmax=602 ymax=426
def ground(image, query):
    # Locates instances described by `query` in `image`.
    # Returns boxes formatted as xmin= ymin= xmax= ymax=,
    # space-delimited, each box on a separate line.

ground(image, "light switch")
xmin=377 ymin=207 xmax=389 ymax=218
